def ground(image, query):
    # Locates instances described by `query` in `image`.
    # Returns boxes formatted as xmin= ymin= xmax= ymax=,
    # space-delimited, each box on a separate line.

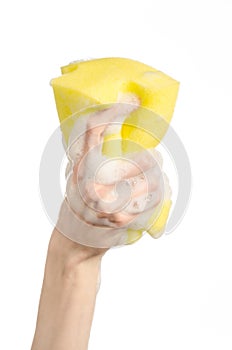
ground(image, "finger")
xmin=66 ymin=175 xmax=125 ymax=228
xmin=93 ymin=148 xmax=161 ymax=185
xmin=73 ymin=100 xmax=140 ymax=184
xmin=91 ymin=187 xmax=161 ymax=229
xmin=69 ymin=147 xmax=165 ymax=220
xmin=124 ymin=189 xmax=162 ymax=215
xmin=84 ymin=100 xmax=140 ymax=154
xmin=82 ymin=178 xmax=131 ymax=216
xmin=125 ymin=165 xmax=161 ymax=198
xmin=90 ymin=165 xmax=160 ymax=214
xmin=97 ymin=211 xmax=137 ymax=228
xmin=96 ymin=186 xmax=161 ymax=228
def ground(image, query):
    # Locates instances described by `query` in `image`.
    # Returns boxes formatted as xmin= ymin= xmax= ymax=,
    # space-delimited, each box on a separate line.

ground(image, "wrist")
xmin=46 ymin=229 xmax=106 ymax=280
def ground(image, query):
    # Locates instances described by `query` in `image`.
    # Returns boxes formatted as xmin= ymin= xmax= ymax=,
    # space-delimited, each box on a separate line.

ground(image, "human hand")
xmin=56 ymin=97 xmax=171 ymax=249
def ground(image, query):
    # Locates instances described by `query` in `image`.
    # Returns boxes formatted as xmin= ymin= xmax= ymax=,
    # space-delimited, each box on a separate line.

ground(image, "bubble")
xmin=146 ymin=193 xmax=153 ymax=202
xmin=133 ymin=201 xmax=139 ymax=209
xmin=131 ymin=178 xmax=137 ymax=187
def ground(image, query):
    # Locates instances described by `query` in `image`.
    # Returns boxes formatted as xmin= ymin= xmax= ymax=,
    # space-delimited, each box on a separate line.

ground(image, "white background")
xmin=0 ymin=0 xmax=232 ymax=349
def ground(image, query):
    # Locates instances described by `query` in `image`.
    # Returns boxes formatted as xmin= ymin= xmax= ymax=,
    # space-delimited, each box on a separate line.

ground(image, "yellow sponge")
xmin=50 ymin=57 xmax=179 ymax=243
xmin=51 ymin=57 xmax=179 ymax=155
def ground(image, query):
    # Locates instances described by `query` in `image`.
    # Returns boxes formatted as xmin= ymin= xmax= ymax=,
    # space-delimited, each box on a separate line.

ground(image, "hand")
xmin=56 ymin=97 xmax=171 ymax=248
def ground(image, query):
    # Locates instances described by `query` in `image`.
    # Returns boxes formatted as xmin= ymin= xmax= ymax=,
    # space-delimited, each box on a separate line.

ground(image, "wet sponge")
xmin=51 ymin=57 xmax=179 ymax=244
xmin=50 ymin=57 xmax=179 ymax=155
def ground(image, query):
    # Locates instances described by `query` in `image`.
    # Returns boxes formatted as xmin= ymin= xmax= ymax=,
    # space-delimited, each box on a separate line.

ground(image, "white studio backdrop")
xmin=0 ymin=0 xmax=232 ymax=349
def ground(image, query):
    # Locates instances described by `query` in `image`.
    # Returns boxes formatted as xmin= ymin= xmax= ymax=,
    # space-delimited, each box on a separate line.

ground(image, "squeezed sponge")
xmin=51 ymin=57 xmax=179 ymax=244
xmin=51 ymin=57 xmax=179 ymax=155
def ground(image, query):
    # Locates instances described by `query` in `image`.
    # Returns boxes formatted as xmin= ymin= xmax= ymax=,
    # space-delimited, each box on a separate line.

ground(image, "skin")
xmin=31 ymin=229 xmax=107 ymax=350
xmin=31 ymin=99 xmax=163 ymax=350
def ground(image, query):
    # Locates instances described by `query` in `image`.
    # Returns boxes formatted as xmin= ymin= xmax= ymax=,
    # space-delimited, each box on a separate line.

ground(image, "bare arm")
xmin=31 ymin=228 xmax=107 ymax=350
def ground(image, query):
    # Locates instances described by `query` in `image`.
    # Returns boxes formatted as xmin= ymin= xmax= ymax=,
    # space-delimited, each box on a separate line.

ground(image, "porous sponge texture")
xmin=51 ymin=57 xmax=179 ymax=154
xmin=51 ymin=57 xmax=179 ymax=243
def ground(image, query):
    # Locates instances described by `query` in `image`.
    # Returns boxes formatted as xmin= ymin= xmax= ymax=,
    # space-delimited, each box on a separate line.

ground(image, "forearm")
xmin=31 ymin=229 xmax=104 ymax=350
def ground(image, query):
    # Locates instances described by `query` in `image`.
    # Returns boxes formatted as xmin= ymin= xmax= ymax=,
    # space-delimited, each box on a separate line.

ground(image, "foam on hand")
xmin=51 ymin=57 xmax=179 ymax=247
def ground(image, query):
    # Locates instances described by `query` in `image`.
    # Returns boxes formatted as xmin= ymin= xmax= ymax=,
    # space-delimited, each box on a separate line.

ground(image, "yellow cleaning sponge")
xmin=51 ymin=57 xmax=179 ymax=243
xmin=51 ymin=57 xmax=179 ymax=154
